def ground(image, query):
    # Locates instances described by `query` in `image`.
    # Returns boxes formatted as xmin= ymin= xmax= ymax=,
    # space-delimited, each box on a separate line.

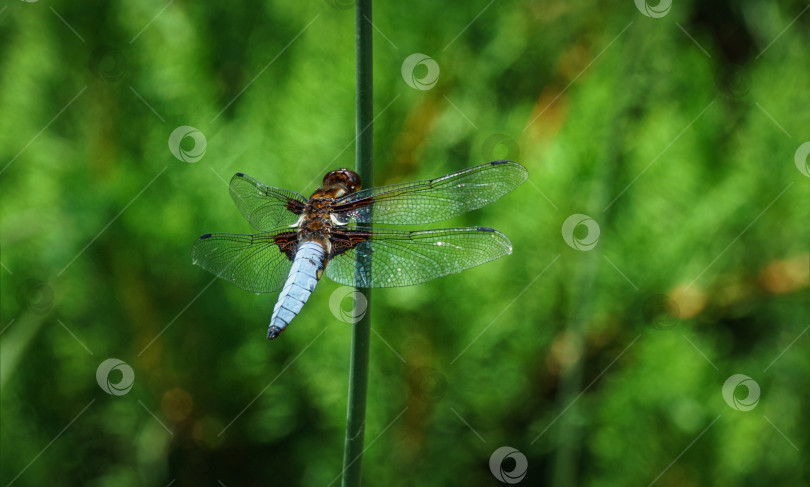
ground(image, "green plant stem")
xmin=341 ymin=0 xmax=373 ymax=485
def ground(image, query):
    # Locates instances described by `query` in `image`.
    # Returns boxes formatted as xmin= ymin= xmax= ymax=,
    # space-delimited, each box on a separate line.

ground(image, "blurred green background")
xmin=1 ymin=0 xmax=809 ymax=485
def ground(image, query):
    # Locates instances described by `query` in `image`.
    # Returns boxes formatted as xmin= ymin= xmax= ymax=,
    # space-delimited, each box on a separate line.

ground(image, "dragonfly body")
xmin=192 ymin=161 xmax=528 ymax=339
xmin=269 ymin=241 xmax=325 ymax=338
xmin=267 ymin=170 xmax=360 ymax=338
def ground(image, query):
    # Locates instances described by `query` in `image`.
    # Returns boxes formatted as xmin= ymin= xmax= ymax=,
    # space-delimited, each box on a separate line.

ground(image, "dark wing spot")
xmin=491 ymin=160 xmax=511 ymax=165
xmin=273 ymin=232 xmax=299 ymax=262
xmin=477 ymin=227 xmax=496 ymax=232
xmin=235 ymin=172 xmax=245 ymax=177
xmin=200 ymin=233 xmax=213 ymax=239
xmin=286 ymin=199 xmax=305 ymax=214
xmin=330 ymin=231 xmax=371 ymax=258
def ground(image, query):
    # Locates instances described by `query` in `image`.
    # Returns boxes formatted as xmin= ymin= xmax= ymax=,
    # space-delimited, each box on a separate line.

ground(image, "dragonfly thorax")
xmin=297 ymin=196 xmax=337 ymax=254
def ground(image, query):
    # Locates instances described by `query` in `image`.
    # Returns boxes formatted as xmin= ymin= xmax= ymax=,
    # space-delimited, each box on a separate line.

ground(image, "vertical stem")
xmin=341 ymin=0 xmax=372 ymax=486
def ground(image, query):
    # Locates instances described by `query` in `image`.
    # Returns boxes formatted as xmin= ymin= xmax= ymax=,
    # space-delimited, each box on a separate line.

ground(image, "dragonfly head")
xmin=323 ymin=169 xmax=362 ymax=195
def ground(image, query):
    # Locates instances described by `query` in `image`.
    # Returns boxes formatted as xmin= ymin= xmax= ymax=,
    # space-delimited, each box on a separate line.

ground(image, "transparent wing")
xmin=331 ymin=161 xmax=528 ymax=225
xmin=191 ymin=229 xmax=298 ymax=293
xmin=324 ymin=227 xmax=512 ymax=288
xmin=229 ymin=173 xmax=307 ymax=230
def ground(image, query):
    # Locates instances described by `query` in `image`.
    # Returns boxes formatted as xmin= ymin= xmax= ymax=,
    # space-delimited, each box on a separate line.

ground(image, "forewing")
xmin=331 ymin=161 xmax=527 ymax=225
xmin=191 ymin=229 xmax=298 ymax=293
xmin=324 ymin=227 xmax=512 ymax=288
xmin=229 ymin=173 xmax=307 ymax=230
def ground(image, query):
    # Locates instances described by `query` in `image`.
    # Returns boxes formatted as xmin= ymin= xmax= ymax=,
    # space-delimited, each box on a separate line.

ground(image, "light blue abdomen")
xmin=267 ymin=241 xmax=326 ymax=339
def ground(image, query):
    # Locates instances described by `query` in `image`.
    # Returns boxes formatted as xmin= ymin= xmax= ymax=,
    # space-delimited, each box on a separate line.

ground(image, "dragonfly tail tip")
xmin=267 ymin=325 xmax=283 ymax=340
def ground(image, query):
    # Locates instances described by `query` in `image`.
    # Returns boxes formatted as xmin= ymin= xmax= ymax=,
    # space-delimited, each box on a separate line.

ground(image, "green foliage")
xmin=1 ymin=0 xmax=808 ymax=485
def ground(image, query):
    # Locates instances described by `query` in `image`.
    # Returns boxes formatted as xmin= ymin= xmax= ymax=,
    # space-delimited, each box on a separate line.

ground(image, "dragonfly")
xmin=191 ymin=160 xmax=528 ymax=339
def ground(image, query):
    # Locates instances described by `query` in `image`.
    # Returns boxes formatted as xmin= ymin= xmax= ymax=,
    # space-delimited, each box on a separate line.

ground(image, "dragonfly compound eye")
xmin=323 ymin=169 xmax=362 ymax=192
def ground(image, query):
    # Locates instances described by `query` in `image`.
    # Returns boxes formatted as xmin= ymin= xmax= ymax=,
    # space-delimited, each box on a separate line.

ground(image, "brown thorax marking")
xmin=296 ymin=168 xmax=363 ymax=260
